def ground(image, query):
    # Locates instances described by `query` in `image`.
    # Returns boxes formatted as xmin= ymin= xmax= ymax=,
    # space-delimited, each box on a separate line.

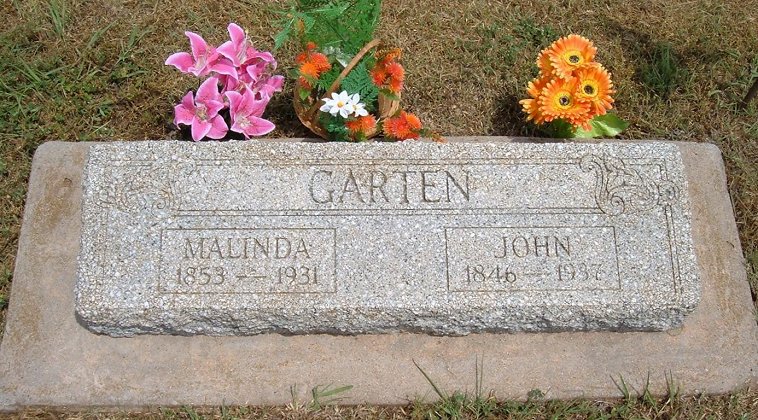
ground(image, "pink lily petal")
xmin=180 ymin=91 xmax=195 ymax=111
xmin=243 ymin=116 xmax=275 ymax=137
xmin=186 ymin=31 xmax=210 ymax=61
xmin=206 ymin=115 xmax=228 ymax=139
xmin=218 ymin=24 xmax=248 ymax=67
xmin=191 ymin=118 xmax=212 ymax=141
xmin=225 ymin=91 xmax=243 ymax=116
xmin=217 ymin=41 xmax=240 ymax=66
xmin=245 ymin=64 xmax=266 ymax=83
xmin=234 ymin=90 xmax=257 ymax=116
xmin=165 ymin=52 xmax=193 ymax=73
xmin=209 ymin=59 xmax=238 ymax=78
xmin=174 ymin=104 xmax=195 ymax=126
xmin=243 ymin=95 xmax=269 ymax=118
xmin=196 ymin=77 xmax=221 ymax=105
xmin=259 ymin=75 xmax=284 ymax=96
xmin=205 ymin=99 xmax=226 ymax=117
xmin=250 ymin=51 xmax=275 ymax=65
xmin=227 ymin=23 xmax=245 ymax=46
xmin=216 ymin=75 xmax=231 ymax=93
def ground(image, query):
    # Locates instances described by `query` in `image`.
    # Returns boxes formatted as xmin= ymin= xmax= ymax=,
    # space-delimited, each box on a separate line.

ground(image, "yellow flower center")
xmin=555 ymin=92 xmax=573 ymax=110
xmin=581 ymin=80 xmax=599 ymax=98
xmin=563 ymin=50 xmax=583 ymax=66
xmin=337 ymin=101 xmax=345 ymax=107
xmin=196 ymin=104 xmax=208 ymax=121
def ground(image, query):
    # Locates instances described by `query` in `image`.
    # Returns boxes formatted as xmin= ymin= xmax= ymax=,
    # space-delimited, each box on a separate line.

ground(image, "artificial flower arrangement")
xmin=165 ymin=23 xmax=283 ymax=141
xmin=276 ymin=0 xmax=440 ymax=142
xmin=520 ymin=35 xmax=629 ymax=138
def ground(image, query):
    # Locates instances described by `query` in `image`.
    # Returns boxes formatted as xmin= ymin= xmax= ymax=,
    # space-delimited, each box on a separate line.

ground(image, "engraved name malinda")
xmin=309 ymin=167 xmax=471 ymax=204
xmin=183 ymin=236 xmax=311 ymax=260
xmin=494 ymin=235 xmax=571 ymax=259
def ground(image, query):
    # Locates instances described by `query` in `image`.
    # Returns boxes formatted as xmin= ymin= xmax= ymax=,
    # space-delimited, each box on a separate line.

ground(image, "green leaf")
xmin=300 ymin=14 xmax=316 ymax=32
xmin=341 ymin=61 xmax=379 ymax=111
xmin=298 ymin=87 xmax=311 ymax=101
xmin=541 ymin=114 xmax=630 ymax=139
xmin=273 ymin=20 xmax=292 ymax=50
xmin=573 ymin=113 xmax=630 ymax=138
xmin=319 ymin=112 xmax=350 ymax=141
xmin=316 ymin=66 xmax=342 ymax=91
xmin=379 ymin=89 xmax=400 ymax=101
xmin=287 ymin=0 xmax=382 ymax=54
xmin=541 ymin=119 xmax=574 ymax=138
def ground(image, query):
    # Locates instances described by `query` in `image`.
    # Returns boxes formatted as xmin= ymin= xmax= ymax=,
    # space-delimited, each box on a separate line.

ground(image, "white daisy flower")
xmin=320 ymin=91 xmax=355 ymax=118
xmin=347 ymin=93 xmax=370 ymax=117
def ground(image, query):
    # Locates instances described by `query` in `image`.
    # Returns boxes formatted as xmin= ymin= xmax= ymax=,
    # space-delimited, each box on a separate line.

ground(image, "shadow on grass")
xmin=490 ymin=87 xmax=544 ymax=138
xmin=600 ymin=19 xmax=694 ymax=98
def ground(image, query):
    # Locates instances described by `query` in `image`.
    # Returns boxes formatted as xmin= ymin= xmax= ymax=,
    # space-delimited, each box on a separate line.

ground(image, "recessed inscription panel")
xmin=446 ymin=226 xmax=620 ymax=292
xmin=159 ymin=228 xmax=336 ymax=294
xmin=75 ymin=140 xmax=700 ymax=336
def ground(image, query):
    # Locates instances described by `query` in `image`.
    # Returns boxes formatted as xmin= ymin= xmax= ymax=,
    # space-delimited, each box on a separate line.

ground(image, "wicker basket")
xmin=294 ymin=39 xmax=401 ymax=140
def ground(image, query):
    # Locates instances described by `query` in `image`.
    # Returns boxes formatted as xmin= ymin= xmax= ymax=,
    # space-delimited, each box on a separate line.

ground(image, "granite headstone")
xmin=75 ymin=141 xmax=700 ymax=336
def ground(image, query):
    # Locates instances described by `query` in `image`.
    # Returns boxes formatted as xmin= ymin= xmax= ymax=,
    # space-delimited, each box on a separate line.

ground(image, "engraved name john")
xmin=159 ymin=228 xmax=337 ymax=294
xmin=446 ymin=227 xmax=621 ymax=292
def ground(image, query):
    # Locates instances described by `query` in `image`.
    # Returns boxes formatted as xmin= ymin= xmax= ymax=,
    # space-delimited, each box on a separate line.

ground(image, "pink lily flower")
xmin=225 ymin=90 xmax=275 ymax=138
xmin=217 ymin=23 xmax=256 ymax=68
xmin=165 ymin=32 xmax=237 ymax=78
xmin=256 ymin=75 xmax=285 ymax=98
xmin=218 ymin=71 xmax=284 ymax=99
xmin=174 ymin=77 xmax=228 ymax=141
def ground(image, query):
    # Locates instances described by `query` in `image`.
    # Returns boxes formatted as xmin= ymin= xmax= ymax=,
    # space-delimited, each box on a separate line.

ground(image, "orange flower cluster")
xmin=345 ymin=115 xmax=378 ymax=139
xmin=520 ymin=35 xmax=615 ymax=130
xmin=370 ymin=49 xmax=404 ymax=94
xmin=383 ymin=111 xmax=422 ymax=140
xmin=297 ymin=42 xmax=331 ymax=89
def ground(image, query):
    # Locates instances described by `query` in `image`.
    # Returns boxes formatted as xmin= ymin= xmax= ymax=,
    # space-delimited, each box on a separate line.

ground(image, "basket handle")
xmin=305 ymin=38 xmax=383 ymax=120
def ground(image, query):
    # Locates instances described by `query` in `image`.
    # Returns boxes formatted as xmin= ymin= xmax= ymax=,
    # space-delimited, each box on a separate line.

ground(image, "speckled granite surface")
xmin=75 ymin=140 xmax=699 ymax=336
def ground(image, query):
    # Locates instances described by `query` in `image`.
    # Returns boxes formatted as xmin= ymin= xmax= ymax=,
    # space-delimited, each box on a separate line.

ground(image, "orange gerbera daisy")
xmin=574 ymin=64 xmax=615 ymax=116
xmin=526 ymin=75 xmax=551 ymax=98
xmin=537 ymin=49 xmax=555 ymax=77
xmin=383 ymin=111 xmax=422 ymax=140
xmin=385 ymin=62 xmax=405 ymax=93
xmin=538 ymin=77 xmax=592 ymax=129
xmin=546 ymin=34 xmax=597 ymax=80
xmin=345 ymin=115 xmax=378 ymax=139
xmin=519 ymin=98 xmax=545 ymax=125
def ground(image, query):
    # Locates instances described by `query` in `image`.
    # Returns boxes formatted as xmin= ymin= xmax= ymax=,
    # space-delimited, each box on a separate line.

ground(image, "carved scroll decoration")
xmin=580 ymin=154 xmax=678 ymax=216
xmin=95 ymin=162 xmax=195 ymax=215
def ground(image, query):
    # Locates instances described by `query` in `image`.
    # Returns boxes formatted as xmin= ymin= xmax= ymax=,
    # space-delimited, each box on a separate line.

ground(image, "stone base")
xmin=1 ymin=138 xmax=756 ymax=410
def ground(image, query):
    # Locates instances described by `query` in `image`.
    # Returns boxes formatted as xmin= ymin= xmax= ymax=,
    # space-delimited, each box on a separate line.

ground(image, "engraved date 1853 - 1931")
xmin=176 ymin=265 xmax=319 ymax=288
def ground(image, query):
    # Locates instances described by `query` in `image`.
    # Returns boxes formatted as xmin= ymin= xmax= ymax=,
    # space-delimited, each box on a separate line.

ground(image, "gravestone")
xmin=75 ymin=141 xmax=699 ymax=336
xmin=1 ymin=139 xmax=756 ymax=410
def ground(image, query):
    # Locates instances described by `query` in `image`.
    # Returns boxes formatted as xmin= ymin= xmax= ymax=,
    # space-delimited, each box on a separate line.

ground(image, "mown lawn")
xmin=1 ymin=0 xmax=756 ymax=418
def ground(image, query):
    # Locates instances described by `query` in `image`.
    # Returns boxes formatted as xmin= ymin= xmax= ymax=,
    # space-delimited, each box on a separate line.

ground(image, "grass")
xmin=0 ymin=0 xmax=757 ymax=417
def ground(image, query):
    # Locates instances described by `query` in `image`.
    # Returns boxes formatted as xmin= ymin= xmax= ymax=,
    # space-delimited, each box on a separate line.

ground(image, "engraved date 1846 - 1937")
xmin=447 ymin=226 xmax=620 ymax=292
